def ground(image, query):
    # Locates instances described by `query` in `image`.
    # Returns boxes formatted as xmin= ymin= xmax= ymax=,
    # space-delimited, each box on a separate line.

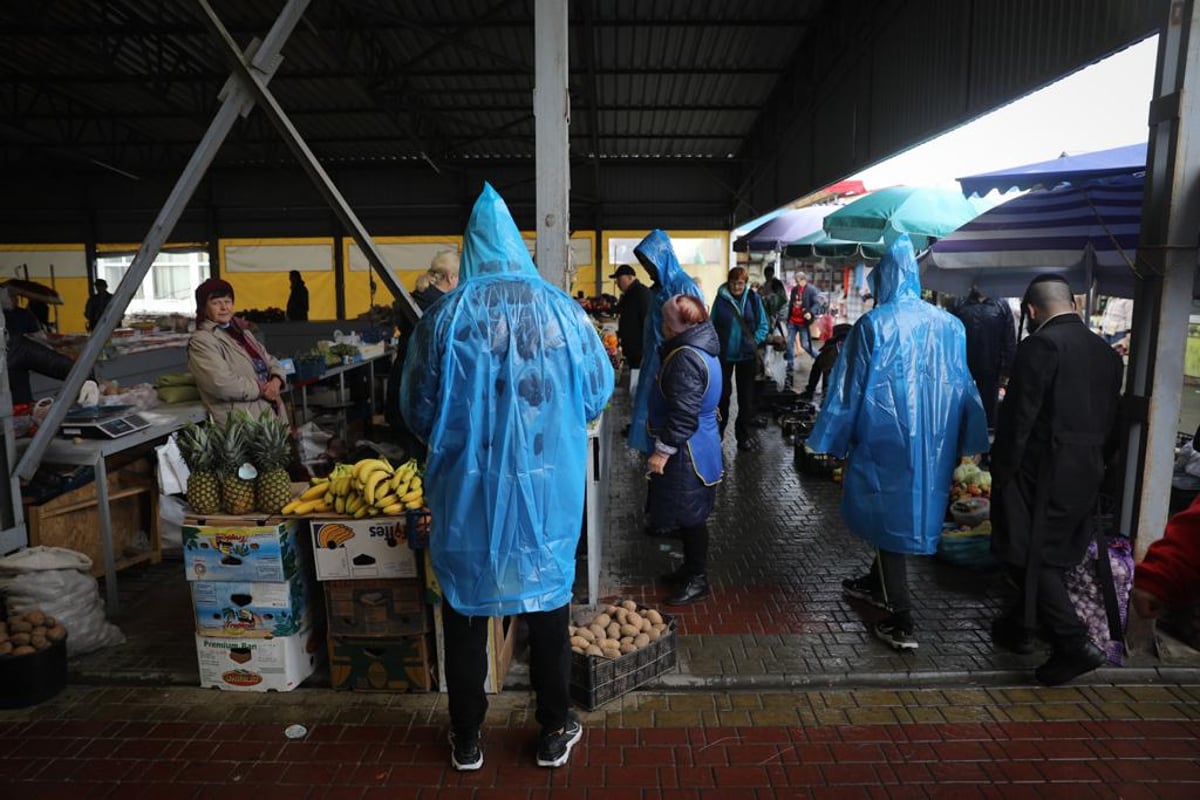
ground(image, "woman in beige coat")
xmin=188 ymin=278 xmax=288 ymax=424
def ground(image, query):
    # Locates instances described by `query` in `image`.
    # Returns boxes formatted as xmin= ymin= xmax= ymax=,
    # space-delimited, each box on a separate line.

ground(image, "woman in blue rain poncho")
xmin=807 ymin=235 xmax=988 ymax=651
xmin=627 ymin=230 xmax=704 ymax=454
xmin=399 ymin=183 xmax=613 ymax=771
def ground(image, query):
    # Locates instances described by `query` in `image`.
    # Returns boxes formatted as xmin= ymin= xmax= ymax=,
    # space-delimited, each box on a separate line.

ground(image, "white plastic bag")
xmin=297 ymin=421 xmax=333 ymax=463
xmin=0 ymin=546 xmax=125 ymax=657
xmin=158 ymin=494 xmax=188 ymax=555
xmin=764 ymin=346 xmax=787 ymax=389
xmin=156 ymin=434 xmax=189 ymax=495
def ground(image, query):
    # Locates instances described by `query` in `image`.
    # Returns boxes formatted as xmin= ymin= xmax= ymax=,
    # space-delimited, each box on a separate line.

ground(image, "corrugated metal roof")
xmin=0 ymin=0 xmax=1164 ymax=236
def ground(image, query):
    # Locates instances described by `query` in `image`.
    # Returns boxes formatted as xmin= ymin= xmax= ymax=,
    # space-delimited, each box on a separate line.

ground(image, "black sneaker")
xmin=841 ymin=575 xmax=889 ymax=611
xmin=873 ymin=616 xmax=918 ymax=651
xmin=536 ymin=715 xmax=582 ymax=768
xmin=449 ymin=728 xmax=483 ymax=771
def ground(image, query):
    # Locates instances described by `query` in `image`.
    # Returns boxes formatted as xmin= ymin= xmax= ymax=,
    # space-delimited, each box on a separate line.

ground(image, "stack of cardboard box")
xmin=182 ymin=516 xmax=322 ymax=691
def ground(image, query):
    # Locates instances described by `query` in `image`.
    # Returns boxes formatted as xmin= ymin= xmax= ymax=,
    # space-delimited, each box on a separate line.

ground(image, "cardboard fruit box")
xmin=182 ymin=518 xmax=302 ymax=582
xmin=327 ymin=633 xmax=433 ymax=692
xmin=194 ymin=624 xmax=323 ymax=692
xmin=191 ymin=571 xmax=317 ymax=639
xmin=324 ymin=578 xmax=428 ymax=638
xmin=309 ymin=517 xmax=418 ymax=581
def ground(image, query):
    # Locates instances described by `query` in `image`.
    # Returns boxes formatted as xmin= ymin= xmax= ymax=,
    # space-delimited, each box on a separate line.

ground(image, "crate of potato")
xmin=568 ymin=599 xmax=677 ymax=710
xmin=0 ymin=609 xmax=69 ymax=709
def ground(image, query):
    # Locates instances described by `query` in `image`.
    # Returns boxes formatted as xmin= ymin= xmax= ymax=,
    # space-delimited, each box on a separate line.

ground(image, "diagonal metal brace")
xmin=15 ymin=0 xmax=313 ymax=482
xmin=194 ymin=0 xmax=423 ymax=328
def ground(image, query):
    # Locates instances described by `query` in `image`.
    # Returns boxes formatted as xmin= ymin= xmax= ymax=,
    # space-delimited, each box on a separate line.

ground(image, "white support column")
xmin=534 ymin=0 xmax=571 ymax=291
xmin=1122 ymin=0 xmax=1200 ymax=559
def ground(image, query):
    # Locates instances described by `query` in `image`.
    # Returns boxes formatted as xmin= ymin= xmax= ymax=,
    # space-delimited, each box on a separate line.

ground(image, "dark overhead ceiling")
xmin=0 ymin=0 xmax=1164 ymax=242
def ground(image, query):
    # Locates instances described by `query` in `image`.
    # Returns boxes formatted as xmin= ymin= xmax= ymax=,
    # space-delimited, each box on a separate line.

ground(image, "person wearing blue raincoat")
xmin=807 ymin=234 xmax=989 ymax=651
xmin=400 ymin=183 xmax=613 ymax=770
xmin=627 ymin=230 xmax=704 ymax=454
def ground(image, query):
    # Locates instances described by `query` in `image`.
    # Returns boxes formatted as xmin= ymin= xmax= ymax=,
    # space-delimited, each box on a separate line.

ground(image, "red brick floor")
xmin=3 ymin=686 xmax=1199 ymax=798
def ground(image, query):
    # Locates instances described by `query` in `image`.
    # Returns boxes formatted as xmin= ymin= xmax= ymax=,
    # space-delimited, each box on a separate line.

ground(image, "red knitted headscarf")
xmin=195 ymin=278 xmax=235 ymax=321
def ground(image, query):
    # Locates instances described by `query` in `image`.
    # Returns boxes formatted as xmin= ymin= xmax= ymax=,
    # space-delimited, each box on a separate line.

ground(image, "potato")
xmin=27 ymin=610 xmax=46 ymax=627
xmin=634 ymin=633 xmax=650 ymax=647
xmin=586 ymin=644 xmax=604 ymax=657
xmin=645 ymin=609 xmax=663 ymax=625
xmin=606 ymin=622 xmax=621 ymax=639
xmin=13 ymin=645 xmax=35 ymax=656
xmin=11 ymin=632 xmax=31 ymax=646
xmin=614 ymin=608 xmax=628 ymax=624
xmin=9 ymin=620 xmax=32 ymax=634
xmin=619 ymin=642 xmax=637 ymax=654
xmin=593 ymin=613 xmax=611 ymax=628
xmin=621 ymin=599 xmax=638 ymax=612
xmin=32 ymin=626 xmax=47 ymax=639
xmin=42 ymin=616 xmax=56 ymax=628
xmin=31 ymin=635 xmax=48 ymax=650
xmin=604 ymin=604 xmax=620 ymax=616
xmin=575 ymin=627 xmax=596 ymax=643
xmin=651 ymin=622 xmax=667 ymax=632
xmin=639 ymin=617 xmax=653 ymax=633
xmin=571 ymin=645 xmax=585 ymax=655
xmin=600 ymin=638 xmax=621 ymax=651
xmin=619 ymin=635 xmax=634 ymax=646
xmin=46 ymin=625 xmax=67 ymax=643
xmin=626 ymin=611 xmax=644 ymax=629
xmin=619 ymin=623 xmax=640 ymax=638
xmin=587 ymin=623 xmax=607 ymax=640
xmin=601 ymin=647 xmax=621 ymax=659
xmin=0 ymin=641 xmax=11 ymax=656
xmin=646 ymin=627 xmax=661 ymax=642
xmin=0 ymin=621 xmax=7 ymax=636
xmin=570 ymin=636 xmax=590 ymax=650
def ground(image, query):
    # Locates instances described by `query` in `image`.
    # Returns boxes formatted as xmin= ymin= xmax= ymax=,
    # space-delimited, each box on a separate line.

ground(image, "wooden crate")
xmin=24 ymin=475 xmax=162 ymax=577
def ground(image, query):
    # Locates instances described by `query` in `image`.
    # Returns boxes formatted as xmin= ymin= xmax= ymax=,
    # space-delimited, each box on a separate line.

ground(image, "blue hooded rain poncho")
xmin=627 ymin=230 xmax=704 ymax=453
xmin=399 ymin=183 xmax=614 ymax=616
xmin=807 ymin=235 xmax=989 ymax=556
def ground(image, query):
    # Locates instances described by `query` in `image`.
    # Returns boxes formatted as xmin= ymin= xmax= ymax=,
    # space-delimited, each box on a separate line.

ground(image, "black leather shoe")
xmin=991 ymin=616 xmax=1037 ymax=655
xmin=1034 ymin=641 xmax=1106 ymax=686
xmin=666 ymin=574 xmax=710 ymax=605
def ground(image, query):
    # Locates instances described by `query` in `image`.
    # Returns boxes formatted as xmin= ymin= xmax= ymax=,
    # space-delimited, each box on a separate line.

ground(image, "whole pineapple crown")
xmin=217 ymin=412 xmax=252 ymax=475
xmin=251 ymin=410 xmax=293 ymax=472
xmin=177 ymin=421 xmax=215 ymax=472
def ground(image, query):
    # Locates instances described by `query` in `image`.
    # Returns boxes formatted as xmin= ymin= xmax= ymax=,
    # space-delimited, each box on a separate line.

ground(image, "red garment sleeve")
xmin=1134 ymin=495 xmax=1200 ymax=609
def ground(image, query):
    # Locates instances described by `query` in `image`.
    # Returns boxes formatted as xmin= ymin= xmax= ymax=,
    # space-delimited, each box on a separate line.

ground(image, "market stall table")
xmin=18 ymin=402 xmax=208 ymax=614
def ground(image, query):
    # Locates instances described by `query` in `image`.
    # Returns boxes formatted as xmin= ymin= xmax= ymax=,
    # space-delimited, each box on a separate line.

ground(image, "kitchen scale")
xmin=59 ymin=404 xmax=152 ymax=439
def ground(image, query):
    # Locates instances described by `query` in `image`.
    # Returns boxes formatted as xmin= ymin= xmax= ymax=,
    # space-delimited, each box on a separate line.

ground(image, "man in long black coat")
xmin=990 ymin=275 xmax=1123 ymax=686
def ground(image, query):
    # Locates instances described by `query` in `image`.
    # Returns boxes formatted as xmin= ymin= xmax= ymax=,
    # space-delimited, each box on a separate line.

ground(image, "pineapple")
xmin=251 ymin=411 xmax=295 ymax=514
xmin=217 ymin=413 xmax=256 ymax=515
xmin=177 ymin=421 xmax=221 ymax=515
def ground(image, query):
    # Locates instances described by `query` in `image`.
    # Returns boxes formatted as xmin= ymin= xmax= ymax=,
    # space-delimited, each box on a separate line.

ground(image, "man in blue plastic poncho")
xmin=627 ymin=230 xmax=704 ymax=454
xmin=400 ymin=184 xmax=614 ymax=771
xmin=807 ymin=235 xmax=989 ymax=651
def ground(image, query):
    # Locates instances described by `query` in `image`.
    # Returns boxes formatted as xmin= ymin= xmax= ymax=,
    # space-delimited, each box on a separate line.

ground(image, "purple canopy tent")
xmin=732 ymin=205 xmax=836 ymax=253
xmin=957 ymin=142 xmax=1146 ymax=197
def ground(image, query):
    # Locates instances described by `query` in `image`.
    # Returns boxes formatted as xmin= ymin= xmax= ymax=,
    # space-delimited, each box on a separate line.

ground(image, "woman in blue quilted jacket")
xmin=646 ymin=294 xmax=724 ymax=605
xmin=710 ymin=266 xmax=768 ymax=452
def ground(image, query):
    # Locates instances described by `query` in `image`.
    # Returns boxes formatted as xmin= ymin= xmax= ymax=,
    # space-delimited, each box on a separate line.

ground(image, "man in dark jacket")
xmin=786 ymin=272 xmax=822 ymax=369
xmin=611 ymin=264 xmax=653 ymax=374
xmin=84 ymin=279 xmax=113 ymax=331
xmin=951 ymin=287 xmax=1016 ymax=429
xmin=990 ymin=275 xmax=1123 ymax=686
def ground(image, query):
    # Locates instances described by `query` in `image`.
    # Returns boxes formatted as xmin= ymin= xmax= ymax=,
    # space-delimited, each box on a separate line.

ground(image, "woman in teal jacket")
xmin=709 ymin=266 xmax=768 ymax=451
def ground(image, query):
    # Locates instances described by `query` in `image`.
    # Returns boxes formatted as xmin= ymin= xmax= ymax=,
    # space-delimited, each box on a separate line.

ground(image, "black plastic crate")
xmin=570 ymin=612 xmax=677 ymax=711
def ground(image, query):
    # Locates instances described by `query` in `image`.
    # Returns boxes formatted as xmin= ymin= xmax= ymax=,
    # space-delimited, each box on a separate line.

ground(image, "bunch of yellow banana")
xmin=282 ymin=457 xmax=425 ymax=518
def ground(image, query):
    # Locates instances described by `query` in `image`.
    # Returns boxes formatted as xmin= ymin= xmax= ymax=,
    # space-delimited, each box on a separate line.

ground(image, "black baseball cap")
xmin=609 ymin=264 xmax=636 ymax=279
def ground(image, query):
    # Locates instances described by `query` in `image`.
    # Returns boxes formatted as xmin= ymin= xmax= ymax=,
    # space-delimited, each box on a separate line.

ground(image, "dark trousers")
xmin=972 ymin=372 xmax=1000 ymax=430
xmin=718 ymin=359 xmax=757 ymax=443
xmin=679 ymin=523 xmax=709 ymax=576
xmin=441 ymin=600 xmax=571 ymax=735
xmin=872 ymin=549 xmax=911 ymax=620
xmin=805 ymin=344 xmax=839 ymax=394
xmin=1003 ymin=564 xmax=1089 ymax=653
